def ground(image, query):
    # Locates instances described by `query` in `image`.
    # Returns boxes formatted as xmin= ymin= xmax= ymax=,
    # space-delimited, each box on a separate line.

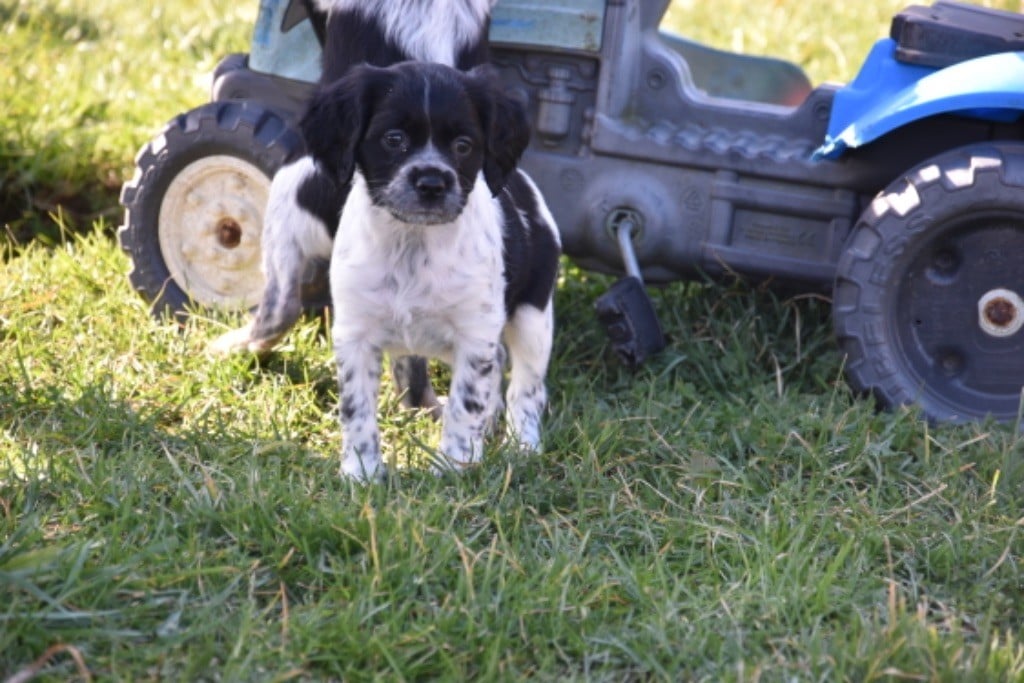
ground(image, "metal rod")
xmin=615 ymin=220 xmax=643 ymax=280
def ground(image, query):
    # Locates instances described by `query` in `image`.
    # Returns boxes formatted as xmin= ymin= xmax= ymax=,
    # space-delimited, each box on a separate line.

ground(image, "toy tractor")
xmin=120 ymin=0 xmax=1024 ymax=424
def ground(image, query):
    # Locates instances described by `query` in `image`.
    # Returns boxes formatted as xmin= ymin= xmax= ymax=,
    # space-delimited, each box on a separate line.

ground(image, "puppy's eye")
xmin=381 ymin=130 xmax=408 ymax=152
xmin=451 ymin=137 xmax=474 ymax=157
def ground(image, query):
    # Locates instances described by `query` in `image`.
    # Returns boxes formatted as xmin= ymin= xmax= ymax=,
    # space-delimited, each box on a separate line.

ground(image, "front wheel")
xmin=833 ymin=142 xmax=1024 ymax=424
xmin=119 ymin=101 xmax=305 ymax=319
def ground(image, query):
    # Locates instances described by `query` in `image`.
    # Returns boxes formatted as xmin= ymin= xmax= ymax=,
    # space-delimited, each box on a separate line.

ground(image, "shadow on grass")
xmin=1 ymin=2 xmax=119 ymax=250
xmin=0 ymin=371 xmax=366 ymax=671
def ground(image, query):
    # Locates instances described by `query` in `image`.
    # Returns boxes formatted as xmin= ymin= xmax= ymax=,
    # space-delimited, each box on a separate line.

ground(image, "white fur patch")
xmin=312 ymin=0 xmax=495 ymax=65
xmin=265 ymin=157 xmax=336 ymax=261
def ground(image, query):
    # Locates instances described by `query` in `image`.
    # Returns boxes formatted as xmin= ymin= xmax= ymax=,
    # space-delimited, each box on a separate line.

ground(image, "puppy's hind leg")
xmin=503 ymin=302 xmax=554 ymax=452
xmin=390 ymin=356 xmax=442 ymax=419
xmin=211 ymin=158 xmax=336 ymax=355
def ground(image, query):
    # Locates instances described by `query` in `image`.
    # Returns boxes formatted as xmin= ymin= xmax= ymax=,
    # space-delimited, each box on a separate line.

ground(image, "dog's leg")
xmin=335 ymin=340 xmax=385 ymax=481
xmin=484 ymin=344 xmax=507 ymax=435
xmin=503 ymin=302 xmax=554 ymax=451
xmin=437 ymin=341 xmax=503 ymax=470
xmin=211 ymin=159 xmax=334 ymax=355
xmin=390 ymin=356 xmax=442 ymax=418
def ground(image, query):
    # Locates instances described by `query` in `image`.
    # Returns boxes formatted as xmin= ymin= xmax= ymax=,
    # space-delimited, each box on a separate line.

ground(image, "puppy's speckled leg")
xmin=437 ymin=342 xmax=503 ymax=470
xmin=503 ymin=302 xmax=553 ymax=452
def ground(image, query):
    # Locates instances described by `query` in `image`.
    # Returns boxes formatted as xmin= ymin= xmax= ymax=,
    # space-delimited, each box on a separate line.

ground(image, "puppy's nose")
xmin=411 ymin=168 xmax=453 ymax=201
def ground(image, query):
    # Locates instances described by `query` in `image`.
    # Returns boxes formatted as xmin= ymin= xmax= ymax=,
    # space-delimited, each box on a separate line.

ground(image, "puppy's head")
xmin=300 ymin=61 xmax=530 ymax=225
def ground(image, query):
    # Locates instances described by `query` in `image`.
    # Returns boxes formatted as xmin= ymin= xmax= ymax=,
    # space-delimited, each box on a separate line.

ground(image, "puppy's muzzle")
xmin=383 ymin=164 xmax=464 ymax=225
xmin=410 ymin=166 xmax=456 ymax=202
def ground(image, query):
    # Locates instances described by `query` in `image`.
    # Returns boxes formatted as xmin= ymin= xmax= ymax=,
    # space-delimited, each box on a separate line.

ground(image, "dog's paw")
xmin=501 ymin=430 xmax=542 ymax=456
xmin=436 ymin=431 xmax=484 ymax=473
xmin=427 ymin=452 xmax=481 ymax=477
xmin=209 ymin=322 xmax=278 ymax=357
xmin=397 ymin=391 xmax=445 ymax=421
xmin=340 ymin=454 xmax=386 ymax=483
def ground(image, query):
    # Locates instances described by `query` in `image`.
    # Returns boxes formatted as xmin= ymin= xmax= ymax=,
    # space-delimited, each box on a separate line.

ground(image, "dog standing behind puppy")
xmin=300 ymin=61 xmax=560 ymax=480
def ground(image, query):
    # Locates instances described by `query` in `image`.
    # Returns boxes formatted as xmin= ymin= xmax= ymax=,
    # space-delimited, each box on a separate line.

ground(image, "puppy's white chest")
xmin=330 ymin=182 xmax=506 ymax=358
xmin=377 ymin=249 xmax=483 ymax=350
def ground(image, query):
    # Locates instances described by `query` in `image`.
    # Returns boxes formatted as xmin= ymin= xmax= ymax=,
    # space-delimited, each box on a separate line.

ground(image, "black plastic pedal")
xmin=594 ymin=276 xmax=666 ymax=370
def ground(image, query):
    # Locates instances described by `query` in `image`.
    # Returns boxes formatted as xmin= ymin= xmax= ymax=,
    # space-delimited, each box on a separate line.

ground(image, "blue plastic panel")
xmin=816 ymin=38 xmax=1024 ymax=158
xmin=490 ymin=0 xmax=605 ymax=52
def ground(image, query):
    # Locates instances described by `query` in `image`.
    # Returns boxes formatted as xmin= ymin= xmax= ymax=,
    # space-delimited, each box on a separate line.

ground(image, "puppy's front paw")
xmin=341 ymin=453 xmax=385 ymax=483
xmin=501 ymin=432 xmax=542 ymax=456
xmin=436 ymin=431 xmax=484 ymax=474
xmin=428 ymin=452 xmax=481 ymax=477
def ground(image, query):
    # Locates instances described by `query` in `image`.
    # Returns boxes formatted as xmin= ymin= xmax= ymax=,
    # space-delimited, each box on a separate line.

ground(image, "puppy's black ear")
xmin=466 ymin=66 xmax=531 ymax=196
xmin=300 ymin=65 xmax=391 ymax=184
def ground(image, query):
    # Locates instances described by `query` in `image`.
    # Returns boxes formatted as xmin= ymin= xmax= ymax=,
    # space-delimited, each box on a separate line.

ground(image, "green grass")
xmin=3 ymin=0 xmax=1024 ymax=680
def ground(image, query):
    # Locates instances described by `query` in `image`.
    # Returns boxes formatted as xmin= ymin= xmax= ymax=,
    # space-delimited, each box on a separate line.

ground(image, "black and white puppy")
xmin=301 ymin=61 xmax=560 ymax=480
xmin=213 ymin=0 xmax=496 ymax=401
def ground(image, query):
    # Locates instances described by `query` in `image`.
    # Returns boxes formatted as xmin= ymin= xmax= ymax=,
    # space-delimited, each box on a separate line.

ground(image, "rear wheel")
xmin=833 ymin=142 xmax=1024 ymax=423
xmin=119 ymin=101 xmax=307 ymax=319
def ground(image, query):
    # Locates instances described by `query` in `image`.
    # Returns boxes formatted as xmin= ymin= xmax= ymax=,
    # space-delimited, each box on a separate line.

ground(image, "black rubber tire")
xmin=833 ymin=142 xmax=1024 ymax=423
xmin=119 ymin=101 xmax=309 ymax=319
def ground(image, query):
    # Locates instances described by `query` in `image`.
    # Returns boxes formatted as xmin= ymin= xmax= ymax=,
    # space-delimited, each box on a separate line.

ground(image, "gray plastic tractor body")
xmin=124 ymin=0 xmax=1024 ymax=423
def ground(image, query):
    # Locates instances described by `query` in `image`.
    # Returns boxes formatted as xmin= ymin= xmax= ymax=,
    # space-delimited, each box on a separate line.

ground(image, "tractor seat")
xmin=891 ymin=1 xmax=1024 ymax=68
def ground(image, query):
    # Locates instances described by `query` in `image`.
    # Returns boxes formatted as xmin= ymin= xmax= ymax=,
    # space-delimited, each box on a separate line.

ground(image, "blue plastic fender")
xmin=814 ymin=38 xmax=1024 ymax=159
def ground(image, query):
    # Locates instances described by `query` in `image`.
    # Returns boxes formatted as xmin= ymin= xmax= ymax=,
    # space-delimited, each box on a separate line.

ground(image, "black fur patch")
xmin=321 ymin=10 xmax=410 ymax=82
xmin=295 ymin=167 xmax=349 ymax=238
xmin=455 ymin=19 xmax=490 ymax=70
xmin=500 ymin=171 xmax=561 ymax=316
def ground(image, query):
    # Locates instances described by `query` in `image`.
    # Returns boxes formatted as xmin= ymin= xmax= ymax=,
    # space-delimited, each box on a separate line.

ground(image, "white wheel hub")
xmin=158 ymin=155 xmax=268 ymax=311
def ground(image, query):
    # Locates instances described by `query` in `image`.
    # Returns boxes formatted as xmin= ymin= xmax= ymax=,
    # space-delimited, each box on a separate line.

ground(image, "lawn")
xmin=3 ymin=0 xmax=1024 ymax=680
